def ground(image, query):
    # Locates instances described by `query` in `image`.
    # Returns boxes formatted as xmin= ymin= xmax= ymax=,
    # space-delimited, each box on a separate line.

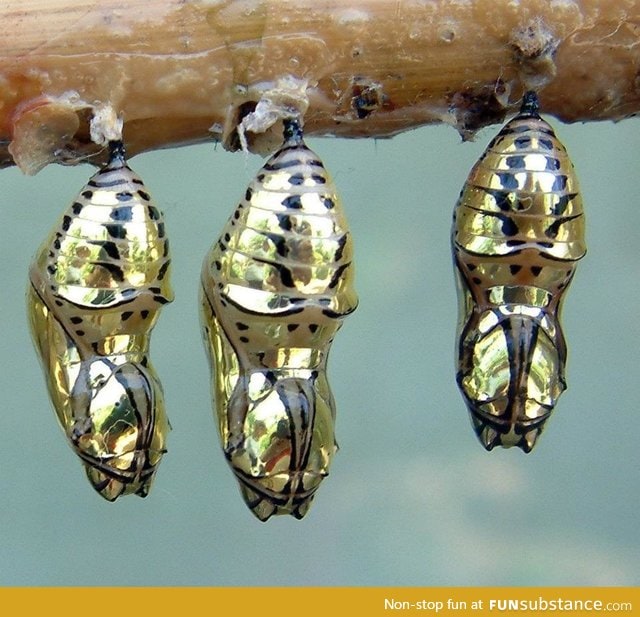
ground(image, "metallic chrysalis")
xmin=28 ymin=141 xmax=173 ymax=500
xmin=452 ymin=92 xmax=586 ymax=452
xmin=200 ymin=120 xmax=358 ymax=520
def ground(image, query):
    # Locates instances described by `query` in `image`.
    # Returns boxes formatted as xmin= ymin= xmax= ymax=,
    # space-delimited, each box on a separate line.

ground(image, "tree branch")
xmin=2 ymin=0 xmax=639 ymax=173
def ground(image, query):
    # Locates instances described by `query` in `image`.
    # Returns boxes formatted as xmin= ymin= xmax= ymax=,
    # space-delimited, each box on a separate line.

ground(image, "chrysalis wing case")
xmin=200 ymin=120 xmax=358 ymax=521
xmin=28 ymin=141 xmax=173 ymax=500
xmin=452 ymin=92 xmax=586 ymax=452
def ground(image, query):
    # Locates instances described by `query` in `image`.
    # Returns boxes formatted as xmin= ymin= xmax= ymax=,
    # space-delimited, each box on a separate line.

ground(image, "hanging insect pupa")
xmin=28 ymin=139 xmax=173 ymax=500
xmin=452 ymin=91 xmax=586 ymax=452
xmin=200 ymin=118 xmax=358 ymax=521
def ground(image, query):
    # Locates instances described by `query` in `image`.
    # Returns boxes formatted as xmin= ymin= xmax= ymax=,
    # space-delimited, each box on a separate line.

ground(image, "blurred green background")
xmin=1 ymin=116 xmax=638 ymax=585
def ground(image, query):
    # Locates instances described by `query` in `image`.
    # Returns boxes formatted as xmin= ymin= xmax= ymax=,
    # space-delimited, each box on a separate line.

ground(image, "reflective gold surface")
xmin=28 ymin=144 xmax=173 ymax=500
xmin=452 ymin=94 xmax=586 ymax=452
xmin=201 ymin=123 xmax=357 ymax=520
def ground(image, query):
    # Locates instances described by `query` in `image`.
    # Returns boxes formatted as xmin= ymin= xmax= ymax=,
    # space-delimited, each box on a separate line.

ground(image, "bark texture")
xmin=1 ymin=0 xmax=639 ymax=173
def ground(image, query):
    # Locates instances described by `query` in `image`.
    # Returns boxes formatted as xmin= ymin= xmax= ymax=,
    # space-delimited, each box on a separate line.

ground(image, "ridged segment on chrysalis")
xmin=200 ymin=119 xmax=358 ymax=521
xmin=28 ymin=141 xmax=173 ymax=500
xmin=452 ymin=91 xmax=586 ymax=452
